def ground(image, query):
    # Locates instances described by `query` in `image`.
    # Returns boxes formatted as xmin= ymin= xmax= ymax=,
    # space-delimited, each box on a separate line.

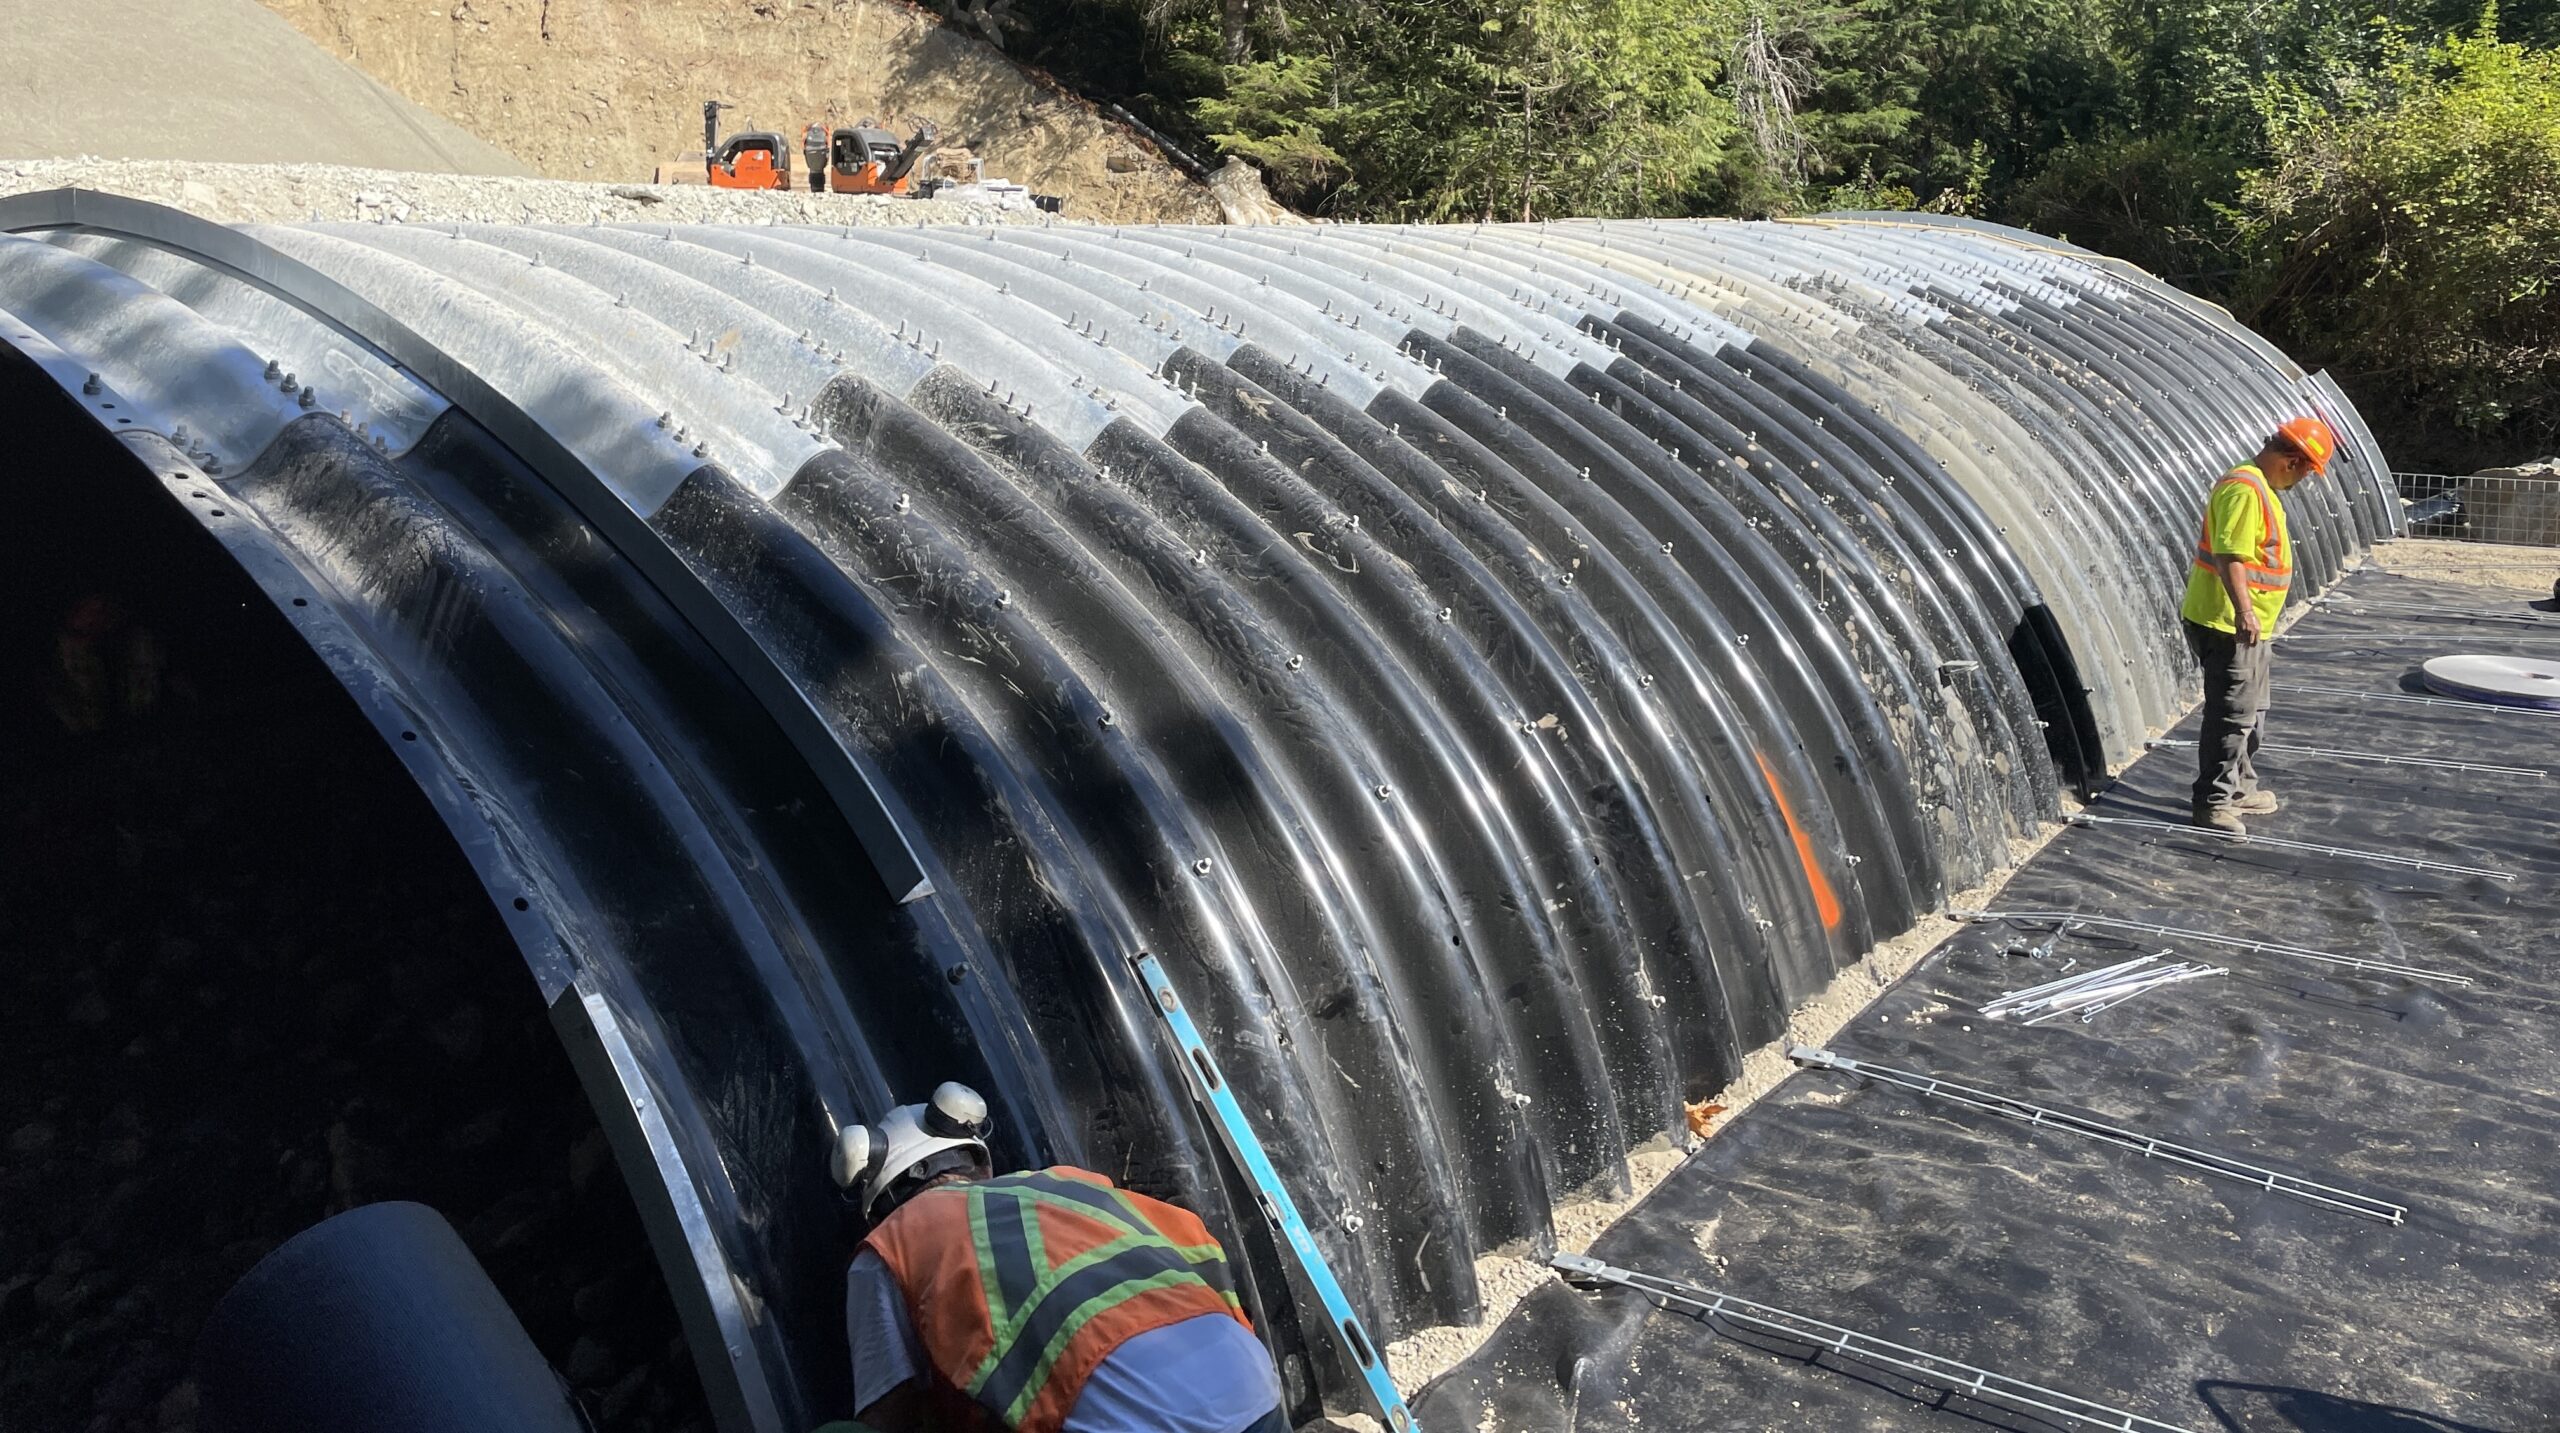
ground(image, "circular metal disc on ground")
xmin=2420 ymin=653 xmax=2560 ymax=710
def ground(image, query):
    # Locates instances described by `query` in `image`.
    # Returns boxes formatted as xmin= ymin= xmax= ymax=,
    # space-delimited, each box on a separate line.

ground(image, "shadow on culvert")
xmin=2198 ymin=1381 xmax=2516 ymax=1433
xmin=0 ymin=391 xmax=710 ymax=1432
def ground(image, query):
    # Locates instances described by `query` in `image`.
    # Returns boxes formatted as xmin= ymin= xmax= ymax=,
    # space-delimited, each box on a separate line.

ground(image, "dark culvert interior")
xmin=0 ymin=362 xmax=710 ymax=1433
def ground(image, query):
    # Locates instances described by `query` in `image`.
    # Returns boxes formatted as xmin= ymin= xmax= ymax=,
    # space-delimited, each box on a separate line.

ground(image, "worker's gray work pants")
xmin=2185 ymin=619 xmax=2270 ymax=810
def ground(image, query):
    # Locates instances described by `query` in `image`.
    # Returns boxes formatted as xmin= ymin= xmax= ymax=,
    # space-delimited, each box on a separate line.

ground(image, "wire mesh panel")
xmin=2398 ymin=470 xmax=2560 ymax=546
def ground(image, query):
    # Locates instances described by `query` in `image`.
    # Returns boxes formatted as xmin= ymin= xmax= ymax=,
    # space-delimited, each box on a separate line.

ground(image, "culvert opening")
xmin=0 ymin=363 xmax=710 ymax=1432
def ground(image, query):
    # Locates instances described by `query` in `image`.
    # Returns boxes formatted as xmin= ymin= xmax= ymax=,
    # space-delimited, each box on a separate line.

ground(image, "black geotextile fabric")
xmin=1415 ymin=567 xmax=2560 ymax=1433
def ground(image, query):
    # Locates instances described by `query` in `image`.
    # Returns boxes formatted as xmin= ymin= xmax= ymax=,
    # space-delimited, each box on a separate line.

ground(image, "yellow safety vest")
xmin=2179 ymin=464 xmax=2291 ymax=634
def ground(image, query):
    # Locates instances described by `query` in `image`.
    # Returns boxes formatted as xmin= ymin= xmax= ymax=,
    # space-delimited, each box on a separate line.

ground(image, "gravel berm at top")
xmin=0 ymin=159 xmax=1083 ymax=228
xmin=1415 ymin=564 xmax=2560 ymax=1433
xmin=0 ymin=0 xmax=528 ymax=174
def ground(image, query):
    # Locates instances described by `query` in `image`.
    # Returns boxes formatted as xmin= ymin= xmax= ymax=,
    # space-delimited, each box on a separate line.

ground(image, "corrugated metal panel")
xmin=0 ymin=190 xmax=2393 ymax=1430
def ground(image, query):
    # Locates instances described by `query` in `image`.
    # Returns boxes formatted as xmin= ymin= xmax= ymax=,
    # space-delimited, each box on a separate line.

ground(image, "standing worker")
xmin=829 ymin=1083 xmax=1288 ymax=1433
xmin=2181 ymin=418 xmax=2336 ymax=833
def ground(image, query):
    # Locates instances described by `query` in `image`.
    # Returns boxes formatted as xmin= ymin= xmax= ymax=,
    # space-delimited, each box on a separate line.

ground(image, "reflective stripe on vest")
xmin=968 ymin=1223 xmax=1223 ymax=1422
xmin=2192 ymin=464 xmax=2291 ymax=593
xmin=964 ymin=1172 xmax=1238 ymax=1425
xmin=966 ymin=1171 xmax=1238 ymax=1327
xmin=864 ymin=1167 xmax=1245 ymax=1433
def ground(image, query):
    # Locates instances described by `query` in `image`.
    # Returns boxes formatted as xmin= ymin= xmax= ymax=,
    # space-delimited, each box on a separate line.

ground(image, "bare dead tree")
xmin=931 ymin=0 xmax=1024 ymax=49
xmin=1731 ymin=9 xmax=1812 ymax=191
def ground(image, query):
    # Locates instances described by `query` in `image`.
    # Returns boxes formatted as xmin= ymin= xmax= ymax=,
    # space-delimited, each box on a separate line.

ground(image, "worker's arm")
xmin=852 ymin=1381 xmax=933 ymax=1433
xmin=846 ymin=1250 xmax=933 ymax=1431
xmin=2214 ymin=554 xmax=2261 ymax=644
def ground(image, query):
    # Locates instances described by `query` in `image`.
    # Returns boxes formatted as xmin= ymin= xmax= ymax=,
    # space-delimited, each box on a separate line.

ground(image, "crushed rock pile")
xmin=2471 ymin=457 xmax=2560 ymax=482
xmin=1 ymin=159 xmax=1078 ymax=229
xmin=2462 ymin=459 xmax=2560 ymax=547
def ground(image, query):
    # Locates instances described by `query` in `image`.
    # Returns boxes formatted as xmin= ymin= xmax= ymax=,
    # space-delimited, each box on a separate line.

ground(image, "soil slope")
xmin=254 ymin=0 xmax=1221 ymax=223
xmin=0 ymin=0 xmax=529 ymax=174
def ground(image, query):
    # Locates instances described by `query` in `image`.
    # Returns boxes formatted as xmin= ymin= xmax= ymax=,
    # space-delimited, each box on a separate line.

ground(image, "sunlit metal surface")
xmin=0 ymin=190 xmax=2395 ymax=1430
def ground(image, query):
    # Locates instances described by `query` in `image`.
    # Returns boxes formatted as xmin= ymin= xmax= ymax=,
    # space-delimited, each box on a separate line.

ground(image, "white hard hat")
xmin=830 ymin=1082 xmax=994 ymax=1221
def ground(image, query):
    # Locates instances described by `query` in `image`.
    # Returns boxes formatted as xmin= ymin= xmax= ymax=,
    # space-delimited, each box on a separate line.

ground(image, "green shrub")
xmin=2242 ymin=14 xmax=2560 ymax=447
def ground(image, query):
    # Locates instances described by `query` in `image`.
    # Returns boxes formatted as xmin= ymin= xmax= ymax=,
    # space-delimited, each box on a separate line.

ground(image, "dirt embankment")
xmin=0 ymin=0 xmax=528 ymax=175
xmin=253 ymin=0 xmax=1221 ymax=224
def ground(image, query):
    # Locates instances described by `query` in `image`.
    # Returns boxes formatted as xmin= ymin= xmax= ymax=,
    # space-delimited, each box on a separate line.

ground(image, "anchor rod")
xmin=1950 ymin=910 xmax=2476 ymax=986
xmin=2065 ymin=813 xmax=2515 ymax=881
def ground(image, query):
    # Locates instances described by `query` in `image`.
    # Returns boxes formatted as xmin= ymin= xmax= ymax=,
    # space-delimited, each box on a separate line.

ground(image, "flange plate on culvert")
xmin=2420 ymin=653 xmax=2560 ymax=710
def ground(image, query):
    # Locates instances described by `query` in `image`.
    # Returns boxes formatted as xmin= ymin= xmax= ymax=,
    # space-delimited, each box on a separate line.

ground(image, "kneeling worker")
xmin=2181 ymin=417 xmax=2335 ymax=834
xmin=832 ymin=1083 xmax=1287 ymax=1433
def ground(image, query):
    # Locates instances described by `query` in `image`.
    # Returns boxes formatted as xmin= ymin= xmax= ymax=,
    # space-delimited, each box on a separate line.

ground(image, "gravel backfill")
xmin=2 ymin=158 xmax=1080 ymax=228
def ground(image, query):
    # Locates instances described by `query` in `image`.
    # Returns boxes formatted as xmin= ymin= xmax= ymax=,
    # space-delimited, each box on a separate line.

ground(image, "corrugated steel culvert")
xmin=0 ymin=190 xmax=2396 ymax=1429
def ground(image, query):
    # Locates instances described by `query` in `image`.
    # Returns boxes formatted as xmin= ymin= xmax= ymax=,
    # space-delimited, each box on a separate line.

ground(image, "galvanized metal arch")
xmin=0 ymin=192 xmax=2394 ymax=1429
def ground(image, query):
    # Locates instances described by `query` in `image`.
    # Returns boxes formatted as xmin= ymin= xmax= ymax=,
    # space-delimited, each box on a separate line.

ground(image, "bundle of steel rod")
xmin=1981 ymin=955 xmax=2228 ymax=1024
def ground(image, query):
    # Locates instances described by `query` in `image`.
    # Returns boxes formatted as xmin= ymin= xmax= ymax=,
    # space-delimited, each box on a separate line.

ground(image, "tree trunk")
xmin=1518 ymin=80 xmax=1534 ymax=222
xmin=1223 ymin=0 xmax=1250 ymax=64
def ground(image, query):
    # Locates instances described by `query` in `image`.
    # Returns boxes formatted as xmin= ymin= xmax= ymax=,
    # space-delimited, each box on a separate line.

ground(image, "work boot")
xmin=2191 ymin=804 xmax=2247 ymax=836
xmin=2232 ymin=789 xmax=2280 ymax=815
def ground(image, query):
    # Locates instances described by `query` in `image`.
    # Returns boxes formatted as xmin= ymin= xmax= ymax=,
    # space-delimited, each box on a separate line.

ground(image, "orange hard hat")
xmin=2274 ymin=416 xmax=2337 ymax=474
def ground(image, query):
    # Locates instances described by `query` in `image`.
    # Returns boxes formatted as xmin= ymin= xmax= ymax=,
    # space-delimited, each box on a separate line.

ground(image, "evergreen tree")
xmin=1010 ymin=0 xmax=2560 ymax=461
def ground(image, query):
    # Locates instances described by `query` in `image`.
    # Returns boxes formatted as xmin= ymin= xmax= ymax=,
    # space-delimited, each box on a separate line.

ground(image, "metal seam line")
xmin=2266 ymin=635 xmax=2464 ymax=645
xmin=2277 ymin=682 xmax=2560 ymax=719
xmin=1131 ymin=954 xmax=1419 ymax=1433
xmin=2064 ymin=813 xmax=2517 ymax=881
xmin=2309 ymin=596 xmax=2560 ymax=627
xmin=1550 ymin=1252 xmax=2207 ymax=1433
xmin=558 ymin=980 xmax=781 ymax=1432
xmin=1786 ymin=1045 xmax=2409 ymax=1225
xmin=1948 ymin=910 xmax=2476 ymax=986
xmin=2140 ymin=738 xmax=2546 ymax=780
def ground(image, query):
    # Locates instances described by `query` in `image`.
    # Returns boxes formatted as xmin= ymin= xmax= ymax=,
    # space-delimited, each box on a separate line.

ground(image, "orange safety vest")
xmin=861 ymin=1167 xmax=1250 ymax=1433
xmin=2191 ymin=464 xmax=2292 ymax=595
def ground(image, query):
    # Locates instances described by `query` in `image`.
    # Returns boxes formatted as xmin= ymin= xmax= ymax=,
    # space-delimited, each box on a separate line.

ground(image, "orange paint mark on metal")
xmin=1755 ymin=750 xmax=1843 ymax=930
